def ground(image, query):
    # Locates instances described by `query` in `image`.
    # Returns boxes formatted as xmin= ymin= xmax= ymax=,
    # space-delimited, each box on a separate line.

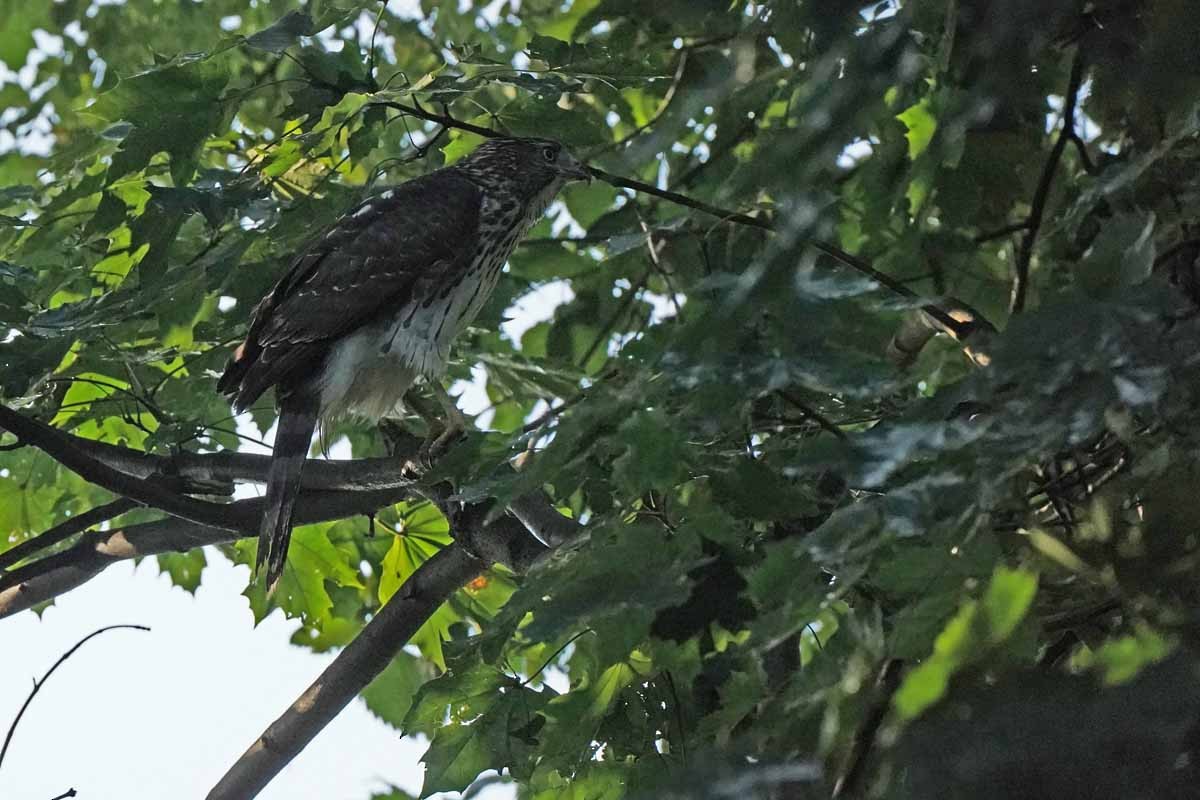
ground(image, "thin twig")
xmin=639 ymin=217 xmax=683 ymax=317
xmin=974 ymin=220 xmax=1031 ymax=244
xmin=48 ymin=789 xmax=77 ymax=800
xmin=1067 ymin=130 xmax=1097 ymax=174
xmin=577 ymin=271 xmax=650 ymax=368
xmin=586 ymin=48 xmax=689 ymax=158
xmin=519 ymin=629 xmax=595 ymax=687
xmin=780 ymin=391 xmax=848 ymax=441
xmin=520 ymin=391 xmax=587 ymax=435
xmin=1011 ymin=50 xmax=1086 ymax=313
xmin=0 ymin=624 xmax=150 ymax=771
xmin=366 ymin=0 xmax=388 ymax=82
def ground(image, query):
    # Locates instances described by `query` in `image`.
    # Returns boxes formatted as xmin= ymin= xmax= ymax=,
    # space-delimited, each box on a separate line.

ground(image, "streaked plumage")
xmin=217 ymin=137 xmax=589 ymax=588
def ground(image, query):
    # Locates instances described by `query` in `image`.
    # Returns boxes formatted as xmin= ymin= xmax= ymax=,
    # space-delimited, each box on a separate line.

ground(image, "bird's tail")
xmin=258 ymin=392 xmax=319 ymax=592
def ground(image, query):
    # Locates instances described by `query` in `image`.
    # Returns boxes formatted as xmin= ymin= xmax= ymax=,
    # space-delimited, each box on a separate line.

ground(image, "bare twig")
xmin=1067 ymin=130 xmax=1097 ymax=174
xmin=586 ymin=48 xmax=689 ymax=158
xmin=779 ymin=391 xmax=848 ymax=441
xmin=1011 ymin=50 xmax=1087 ymax=313
xmin=974 ymin=220 xmax=1031 ymax=244
xmin=0 ymin=624 xmax=150 ymax=771
xmin=48 ymin=789 xmax=77 ymax=800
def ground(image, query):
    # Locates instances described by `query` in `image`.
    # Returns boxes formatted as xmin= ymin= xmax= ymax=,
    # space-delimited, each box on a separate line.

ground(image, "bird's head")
xmin=456 ymin=136 xmax=591 ymax=205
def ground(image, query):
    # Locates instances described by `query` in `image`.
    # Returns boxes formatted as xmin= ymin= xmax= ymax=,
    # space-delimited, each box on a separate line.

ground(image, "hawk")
xmin=218 ymin=137 xmax=590 ymax=588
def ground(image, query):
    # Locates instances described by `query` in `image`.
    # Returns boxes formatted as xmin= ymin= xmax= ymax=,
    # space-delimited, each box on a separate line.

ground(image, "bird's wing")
xmin=219 ymin=170 xmax=483 ymax=409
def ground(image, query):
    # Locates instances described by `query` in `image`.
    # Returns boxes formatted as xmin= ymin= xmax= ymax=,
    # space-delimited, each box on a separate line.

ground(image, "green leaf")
xmin=89 ymin=55 xmax=231 ymax=184
xmin=981 ymin=566 xmax=1038 ymax=642
xmin=403 ymin=657 xmax=510 ymax=736
xmin=897 ymin=98 xmax=938 ymax=160
xmin=51 ymin=372 xmax=130 ymax=427
xmin=612 ymin=408 xmax=689 ymax=494
xmin=0 ymin=0 xmax=47 ymax=69
xmin=894 ymin=567 xmax=1038 ymax=720
xmin=238 ymin=524 xmax=363 ymax=625
xmin=244 ymin=11 xmax=323 ymax=52
xmin=378 ymin=503 xmax=457 ymax=667
xmin=1093 ymin=626 xmax=1174 ymax=686
xmin=1076 ymin=211 xmax=1157 ymax=298
xmin=361 ymin=652 xmax=429 ymax=728
xmin=157 ymin=548 xmax=207 ymax=594
xmin=418 ymin=676 xmax=552 ymax=796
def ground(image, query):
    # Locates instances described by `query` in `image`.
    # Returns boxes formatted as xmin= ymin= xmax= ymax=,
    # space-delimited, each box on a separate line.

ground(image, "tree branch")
xmin=1011 ymin=49 xmax=1086 ymax=313
xmin=0 ymin=405 xmax=249 ymax=533
xmin=0 ymin=624 xmax=150 ymax=771
xmin=0 ymin=487 xmax=412 ymax=619
xmin=0 ymin=405 xmax=419 ymax=492
xmin=0 ymin=403 xmax=576 ymax=617
xmin=0 ymin=497 xmax=136 ymax=572
xmin=206 ymin=501 xmax=551 ymax=800
xmin=974 ymin=220 xmax=1031 ymax=244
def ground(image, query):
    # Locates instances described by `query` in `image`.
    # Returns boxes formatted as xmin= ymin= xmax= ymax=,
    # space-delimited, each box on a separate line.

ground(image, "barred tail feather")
xmin=259 ymin=394 xmax=319 ymax=592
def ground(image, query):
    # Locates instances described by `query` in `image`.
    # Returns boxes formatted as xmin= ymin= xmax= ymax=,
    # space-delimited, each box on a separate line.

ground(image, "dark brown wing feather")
xmin=218 ymin=169 xmax=483 ymax=409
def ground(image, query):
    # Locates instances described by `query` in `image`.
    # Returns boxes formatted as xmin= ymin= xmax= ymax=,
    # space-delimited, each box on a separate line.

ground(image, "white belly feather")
xmin=318 ymin=239 xmax=509 ymax=420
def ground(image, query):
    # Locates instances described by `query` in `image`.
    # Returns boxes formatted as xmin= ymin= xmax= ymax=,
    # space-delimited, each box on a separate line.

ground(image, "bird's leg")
xmin=399 ymin=385 xmax=468 ymax=478
xmin=429 ymin=383 xmax=468 ymax=456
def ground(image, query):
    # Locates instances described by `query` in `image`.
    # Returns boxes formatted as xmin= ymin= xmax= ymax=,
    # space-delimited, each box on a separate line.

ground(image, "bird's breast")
xmin=318 ymin=196 xmax=527 ymax=419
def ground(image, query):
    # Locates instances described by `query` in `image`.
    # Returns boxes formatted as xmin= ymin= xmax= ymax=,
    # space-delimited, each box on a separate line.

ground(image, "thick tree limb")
xmin=0 ymin=402 xmax=578 ymax=617
xmin=193 ymin=420 xmax=571 ymax=798
xmin=887 ymin=297 xmax=996 ymax=368
xmin=206 ymin=546 xmax=479 ymax=800
xmin=0 ymin=404 xmax=419 ymax=491
xmin=0 ymin=624 xmax=150 ymax=771
xmin=0 ymin=405 xmax=255 ymax=532
xmin=0 ymin=487 xmax=410 ymax=618
xmin=0 ymin=497 xmax=136 ymax=572
xmin=507 ymin=491 xmax=584 ymax=549
xmin=206 ymin=503 xmax=548 ymax=800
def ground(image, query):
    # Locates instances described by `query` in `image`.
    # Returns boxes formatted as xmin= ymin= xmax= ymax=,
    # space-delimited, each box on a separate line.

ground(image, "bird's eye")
xmin=542 ymin=146 xmax=557 ymax=163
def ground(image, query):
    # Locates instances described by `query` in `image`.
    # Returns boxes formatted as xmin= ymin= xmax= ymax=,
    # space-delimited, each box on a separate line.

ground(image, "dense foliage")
xmin=4 ymin=1 xmax=1200 ymax=797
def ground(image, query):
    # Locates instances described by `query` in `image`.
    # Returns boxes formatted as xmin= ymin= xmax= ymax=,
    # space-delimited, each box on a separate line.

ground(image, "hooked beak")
xmin=559 ymin=152 xmax=592 ymax=183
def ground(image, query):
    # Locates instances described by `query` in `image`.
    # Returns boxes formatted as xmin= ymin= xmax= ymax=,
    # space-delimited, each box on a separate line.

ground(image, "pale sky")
xmin=2 ymin=555 xmax=437 ymax=799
